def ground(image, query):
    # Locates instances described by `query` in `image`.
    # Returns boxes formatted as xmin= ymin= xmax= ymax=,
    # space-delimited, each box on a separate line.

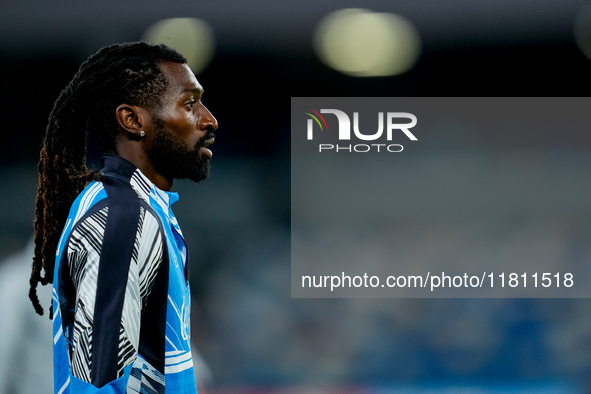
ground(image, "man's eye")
xmin=187 ymin=101 xmax=195 ymax=108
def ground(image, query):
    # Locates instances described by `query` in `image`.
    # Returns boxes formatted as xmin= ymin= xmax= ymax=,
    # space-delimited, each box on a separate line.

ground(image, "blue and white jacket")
xmin=52 ymin=154 xmax=197 ymax=393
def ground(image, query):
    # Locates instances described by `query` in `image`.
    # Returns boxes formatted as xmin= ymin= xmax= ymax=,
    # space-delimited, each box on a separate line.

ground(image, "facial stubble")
xmin=148 ymin=117 xmax=212 ymax=183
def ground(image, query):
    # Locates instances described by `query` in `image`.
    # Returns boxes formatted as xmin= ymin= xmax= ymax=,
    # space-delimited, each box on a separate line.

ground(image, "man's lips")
xmin=200 ymin=136 xmax=215 ymax=157
xmin=203 ymin=137 xmax=215 ymax=147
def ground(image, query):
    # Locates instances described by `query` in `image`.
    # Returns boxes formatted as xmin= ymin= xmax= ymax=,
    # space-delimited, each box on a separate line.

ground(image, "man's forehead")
xmin=159 ymin=62 xmax=203 ymax=94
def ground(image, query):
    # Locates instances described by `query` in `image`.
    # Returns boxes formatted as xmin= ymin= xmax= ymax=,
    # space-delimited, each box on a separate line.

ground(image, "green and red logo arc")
xmin=303 ymin=108 xmax=329 ymax=131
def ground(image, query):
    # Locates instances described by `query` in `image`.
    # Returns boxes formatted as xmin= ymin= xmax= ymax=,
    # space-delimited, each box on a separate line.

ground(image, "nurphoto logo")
xmin=304 ymin=107 xmax=418 ymax=153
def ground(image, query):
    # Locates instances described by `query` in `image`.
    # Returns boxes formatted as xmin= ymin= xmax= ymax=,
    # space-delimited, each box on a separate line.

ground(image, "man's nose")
xmin=200 ymin=106 xmax=218 ymax=131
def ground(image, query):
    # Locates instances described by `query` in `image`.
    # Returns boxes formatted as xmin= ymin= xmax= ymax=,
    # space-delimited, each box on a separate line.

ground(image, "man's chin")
xmin=186 ymin=160 xmax=210 ymax=183
xmin=187 ymin=173 xmax=209 ymax=183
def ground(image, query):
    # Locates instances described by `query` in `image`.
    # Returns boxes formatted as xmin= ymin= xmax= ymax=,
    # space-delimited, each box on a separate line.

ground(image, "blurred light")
xmin=142 ymin=18 xmax=215 ymax=74
xmin=574 ymin=6 xmax=591 ymax=61
xmin=314 ymin=9 xmax=421 ymax=77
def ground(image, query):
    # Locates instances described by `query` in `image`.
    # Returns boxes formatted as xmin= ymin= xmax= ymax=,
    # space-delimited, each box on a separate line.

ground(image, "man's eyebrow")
xmin=183 ymin=87 xmax=204 ymax=95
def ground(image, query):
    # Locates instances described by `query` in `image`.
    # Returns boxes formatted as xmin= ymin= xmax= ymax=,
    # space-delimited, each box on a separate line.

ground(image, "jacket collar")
xmin=101 ymin=154 xmax=179 ymax=208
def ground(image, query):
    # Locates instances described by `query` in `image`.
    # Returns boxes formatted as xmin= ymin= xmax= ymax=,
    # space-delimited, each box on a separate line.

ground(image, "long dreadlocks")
xmin=30 ymin=42 xmax=186 ymax=316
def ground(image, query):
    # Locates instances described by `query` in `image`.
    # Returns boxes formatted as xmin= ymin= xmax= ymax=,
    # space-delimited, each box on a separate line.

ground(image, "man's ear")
xmin=115 ymin=104 xmax=150 ymax=139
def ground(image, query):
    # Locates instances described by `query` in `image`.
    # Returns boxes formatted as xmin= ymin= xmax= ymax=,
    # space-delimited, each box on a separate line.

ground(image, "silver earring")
xmin=139 ymin=130 xmax=145 ymax=138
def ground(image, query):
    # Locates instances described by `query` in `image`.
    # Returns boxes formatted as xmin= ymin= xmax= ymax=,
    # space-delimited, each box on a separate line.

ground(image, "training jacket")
xmin=52 ymin=154 xmax=197 ymax=394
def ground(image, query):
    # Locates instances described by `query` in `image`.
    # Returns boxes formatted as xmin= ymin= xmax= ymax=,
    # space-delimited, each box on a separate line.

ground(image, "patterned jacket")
xmin=52 ymin=154 xmax=197 ymax=393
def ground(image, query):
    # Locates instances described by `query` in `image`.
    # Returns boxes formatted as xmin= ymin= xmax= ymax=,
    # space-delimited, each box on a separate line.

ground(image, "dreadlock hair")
xmin=30 ymin=42 xmax=187 ymax=317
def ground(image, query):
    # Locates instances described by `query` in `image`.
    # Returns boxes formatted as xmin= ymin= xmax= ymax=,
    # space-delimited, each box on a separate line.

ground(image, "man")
xmin=28 ymin=42 xmax=218 ymax=393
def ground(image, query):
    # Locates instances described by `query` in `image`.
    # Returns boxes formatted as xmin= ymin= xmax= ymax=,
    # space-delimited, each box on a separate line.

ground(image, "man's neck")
xmin=115 ymin=142 xmax=173 ymax=191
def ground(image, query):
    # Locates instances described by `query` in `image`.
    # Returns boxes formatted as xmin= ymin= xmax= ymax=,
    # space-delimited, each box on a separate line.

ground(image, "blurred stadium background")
xmin=1 ymin=1 xmax=591 ymax=393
